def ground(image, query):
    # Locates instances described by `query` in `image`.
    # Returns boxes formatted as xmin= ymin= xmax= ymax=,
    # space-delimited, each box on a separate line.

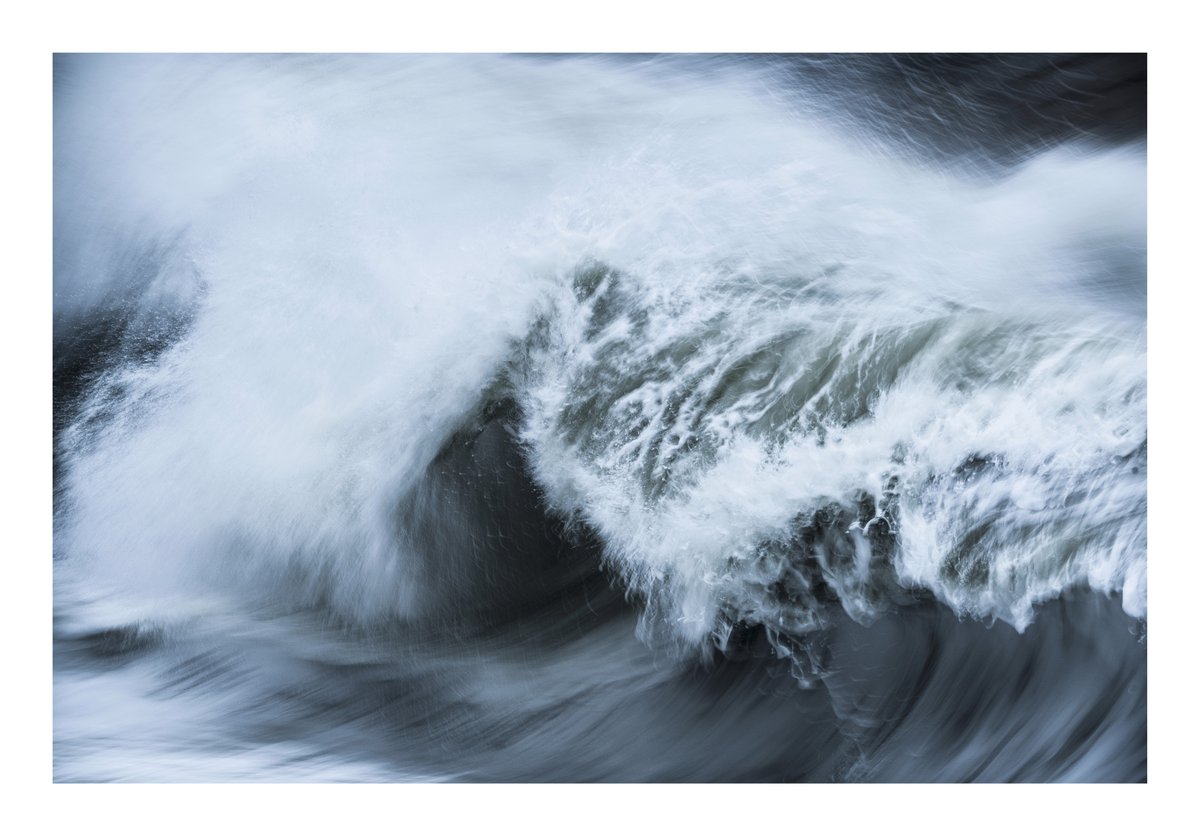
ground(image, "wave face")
xmin=53 ymin=54 xmax=1147 ymax=782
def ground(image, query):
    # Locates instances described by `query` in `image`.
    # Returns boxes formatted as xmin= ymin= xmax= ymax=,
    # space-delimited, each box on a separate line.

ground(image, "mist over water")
xmin=53 ymin=53 xmax=1146 ymax=782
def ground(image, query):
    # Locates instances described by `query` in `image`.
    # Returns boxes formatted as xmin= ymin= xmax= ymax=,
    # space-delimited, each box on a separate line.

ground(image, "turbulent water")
xmin=53 ymin=53 xmax=1147 ymax=782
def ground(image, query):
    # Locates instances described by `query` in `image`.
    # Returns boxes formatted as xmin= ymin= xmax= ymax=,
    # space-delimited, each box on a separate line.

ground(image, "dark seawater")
xmin=53 ymin=53 xmax=1146 ymax=782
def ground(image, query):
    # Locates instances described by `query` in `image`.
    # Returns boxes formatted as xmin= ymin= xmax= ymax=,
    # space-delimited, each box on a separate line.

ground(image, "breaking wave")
xmin=53 ymin=53 xmax=1147 ymax=781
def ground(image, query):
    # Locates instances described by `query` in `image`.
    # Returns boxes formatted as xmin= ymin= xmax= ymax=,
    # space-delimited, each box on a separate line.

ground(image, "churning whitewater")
xmin=54 ymin=54 xmax=1147 ymax=781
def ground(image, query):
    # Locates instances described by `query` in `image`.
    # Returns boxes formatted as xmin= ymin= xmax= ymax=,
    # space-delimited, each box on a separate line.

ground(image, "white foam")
xmin=56 ymin=55 xmax=1146 ymax=647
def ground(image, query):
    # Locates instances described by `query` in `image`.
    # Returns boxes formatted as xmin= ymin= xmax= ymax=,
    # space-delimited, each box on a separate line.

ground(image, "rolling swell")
xmin=53 ymin=53 xmax=1146 ymax=782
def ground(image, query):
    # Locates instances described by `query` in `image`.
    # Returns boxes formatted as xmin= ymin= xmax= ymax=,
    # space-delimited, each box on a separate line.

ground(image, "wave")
xmin=53 ymin=53 xmax=1147 ymax=781
xmin=514 ymin=147 xmax=1146 ymax=654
